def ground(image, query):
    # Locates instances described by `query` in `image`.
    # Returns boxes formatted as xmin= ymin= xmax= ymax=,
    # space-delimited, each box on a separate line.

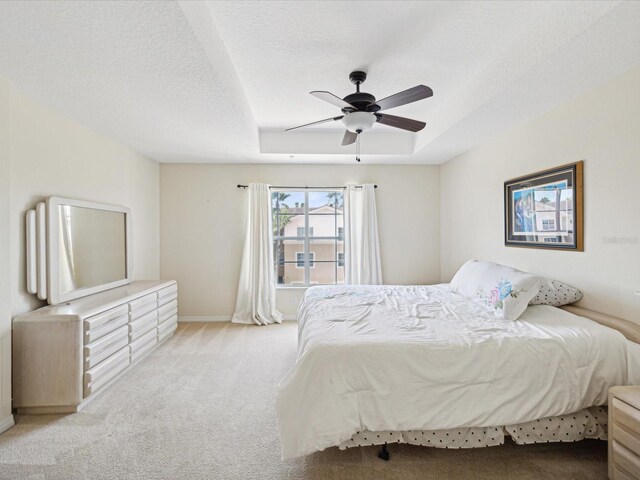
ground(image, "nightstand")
xmin=609 ymin=386 xmax=640 ymax=479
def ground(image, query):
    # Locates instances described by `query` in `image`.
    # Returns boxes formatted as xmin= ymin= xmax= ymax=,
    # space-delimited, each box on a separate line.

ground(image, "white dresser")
xmin=12 ymin=280 xmax=178 ymax=414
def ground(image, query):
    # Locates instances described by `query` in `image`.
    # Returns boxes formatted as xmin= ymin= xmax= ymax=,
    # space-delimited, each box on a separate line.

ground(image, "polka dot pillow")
xmin=529 ymin=279 xmax=583 ymax=306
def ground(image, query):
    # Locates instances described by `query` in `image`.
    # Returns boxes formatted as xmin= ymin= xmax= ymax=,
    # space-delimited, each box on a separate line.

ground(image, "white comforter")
xmin=276 ymin=284 xmax=628 ymax=459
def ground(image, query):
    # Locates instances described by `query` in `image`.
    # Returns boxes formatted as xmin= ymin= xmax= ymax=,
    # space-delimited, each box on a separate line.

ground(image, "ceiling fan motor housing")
xmin=343 ymin=92 xmax=379 ymax=112
xmin=343 ymin=71 xmax=381 ymax=112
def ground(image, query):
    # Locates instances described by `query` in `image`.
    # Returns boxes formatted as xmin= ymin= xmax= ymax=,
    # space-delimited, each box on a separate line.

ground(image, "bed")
xmin=276 ymin=282 xmax=637 ymax=460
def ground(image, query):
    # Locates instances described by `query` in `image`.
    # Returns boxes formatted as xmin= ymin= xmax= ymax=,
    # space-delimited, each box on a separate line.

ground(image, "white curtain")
xmin=344 ymin=184 xmax=382 ymax=285
xmin=232 ymin=184 xmax=283 ymax=325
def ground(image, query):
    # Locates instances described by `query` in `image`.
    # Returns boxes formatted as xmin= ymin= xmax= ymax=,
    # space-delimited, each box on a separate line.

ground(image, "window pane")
xmin=274 ymin=214 xmax=297 ymax=237
xmin=337 ymin=262 xmax=345 ymax=284
xmin=308 ymin=213 xmax=341 ymax=238
xmin=308 ymin=191 xmax=340 ymax=209
xmin=272 ymin=191 xmax=304 ymax=211
xmin=280 ymin=212 xmax=305 ymax=237
xmin=309 ymin=262 xmax=337 ymax=285
xmin=294 ymin=226 xmax=314 ymax=237
xmin=309 ymin=240 xmax=343 ymax=262
xmin=281 ymin=238 xmax=303 ymax=262
xmin=278 ymin=262 xmax=306 ymax=286
xmin=274 ymin=240 xmax=283 ymax=266
xmin=272 ymin=191 xmax=304 ymax=237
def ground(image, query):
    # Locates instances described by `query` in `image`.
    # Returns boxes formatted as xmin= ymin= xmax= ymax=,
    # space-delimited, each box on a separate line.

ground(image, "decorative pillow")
xmin=450 ymin=260 xmax=542 ymax=321
xmin=529 ymin=279 xmax=583 ymax=306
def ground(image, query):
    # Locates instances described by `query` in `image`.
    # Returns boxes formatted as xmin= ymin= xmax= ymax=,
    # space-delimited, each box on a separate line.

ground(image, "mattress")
xmin=276 ymin=284 xmax=628 ymax=460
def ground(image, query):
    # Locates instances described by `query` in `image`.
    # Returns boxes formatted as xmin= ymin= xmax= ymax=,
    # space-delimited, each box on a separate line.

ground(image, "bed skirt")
xmin=339 ymin=406 xmax=607 ymax=450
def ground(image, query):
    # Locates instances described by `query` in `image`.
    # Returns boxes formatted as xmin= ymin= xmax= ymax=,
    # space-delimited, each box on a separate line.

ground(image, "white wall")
xmin=0 ymin=76 xmax=161 ymax=430
xmin=441 ymin=65 xmax=640 ymax=323
xmin=8 ymin=82 xmax=161 ymax=317
xmin=0 ymin=78 xmax=13 ymax=431
xmin=160 ymin=164 xmax=440 ymax=318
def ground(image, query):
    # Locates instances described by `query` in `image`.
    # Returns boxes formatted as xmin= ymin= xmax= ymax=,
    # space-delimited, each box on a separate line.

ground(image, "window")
xmin=272 ymin=190 xmax=344 ymax=287
xmin=296 ymin=252 xmax=314 ymax=268
xmin=297 ymin=227 xmax=314 ymax=237
xmin=544 ymin=237 xmax=559 ymax=243
xmin=541 ymin=219 xmax=556 ymax=231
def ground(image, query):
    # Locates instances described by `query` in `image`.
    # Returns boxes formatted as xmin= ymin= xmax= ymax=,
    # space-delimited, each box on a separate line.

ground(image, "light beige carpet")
xmin=0 ymin=322 xmax=607 ymax=480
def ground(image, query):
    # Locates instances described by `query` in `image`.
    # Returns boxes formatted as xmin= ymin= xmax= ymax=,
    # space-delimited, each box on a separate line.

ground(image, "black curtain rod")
xmin=236 ymin=184 xmax=377 ymax=189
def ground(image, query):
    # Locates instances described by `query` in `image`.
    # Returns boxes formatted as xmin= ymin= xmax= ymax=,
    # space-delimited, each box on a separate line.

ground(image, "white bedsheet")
xmin=276 ymin=284 xmax=628 ymax=459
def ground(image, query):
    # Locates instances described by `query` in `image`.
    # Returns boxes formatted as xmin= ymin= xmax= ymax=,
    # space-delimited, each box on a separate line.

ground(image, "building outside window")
xmin=272 ymin=190 xmax=344 ymax=286
xmin=297 ymin=226 xmax=314 ymax=237
xmin=296 ymin=252 xmax=315 ymax=268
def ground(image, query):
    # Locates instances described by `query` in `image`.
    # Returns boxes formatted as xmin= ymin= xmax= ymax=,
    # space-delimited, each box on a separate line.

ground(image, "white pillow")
xmin=450 ymin=260 xmax=542 ymax=321
xmin=529 ymin=279 xmax=583 ymax=306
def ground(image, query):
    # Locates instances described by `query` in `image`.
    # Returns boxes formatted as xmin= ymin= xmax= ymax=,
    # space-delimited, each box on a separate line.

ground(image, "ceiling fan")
xmin=285 ymin=71 xmax=433 ymax=150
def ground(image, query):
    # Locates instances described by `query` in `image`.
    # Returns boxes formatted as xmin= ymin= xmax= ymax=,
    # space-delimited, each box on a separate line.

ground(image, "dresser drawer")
xmin=157 ymin=284 xmax=178 ymax=305
xmin=128 ymin=310 xmax=158 ymax=341
xmin=84 ymin=305 xmax=129 ymax=343
xmin=613 ymin=465 xmax=637 ymax=480
xmin=129 ymin=293 xmax=158 ymax=320
xmin=158 ymin=299 xmax=177 ymax=318
xmin=158 ymin=316 xmax=177 ymax=339
xmin=83 ymin=347 xmax=130 ymax=398
xmin=158 ymin=327 xmax=177 ymax=344
xmin=129 ymin=328 xmax=158 ymax=362
xmin=614 ymin=398 xmax=640 ymax=438
xmin=613 ymin=440 xmax=640 ymax=480
xmin=159 ymin=306 xmax=178 ymax=325
xmin=614 ymin=424 xmax=640 ymax=457
xmin=84 ymin=325 xmax=129 ymax=370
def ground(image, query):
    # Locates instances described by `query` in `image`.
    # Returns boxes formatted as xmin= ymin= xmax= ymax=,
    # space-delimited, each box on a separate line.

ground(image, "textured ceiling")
xmin=0 ymin=1 xmax=639 ymax=164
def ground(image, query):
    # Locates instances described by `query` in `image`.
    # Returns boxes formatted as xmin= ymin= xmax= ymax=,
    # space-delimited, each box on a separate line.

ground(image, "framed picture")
xmin=504 ymin=161 xmax=583 ymax=251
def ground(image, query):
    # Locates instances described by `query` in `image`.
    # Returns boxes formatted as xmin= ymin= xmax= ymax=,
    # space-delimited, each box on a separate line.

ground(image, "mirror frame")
xmin=46 ymin=196 xmax=133 ymax=305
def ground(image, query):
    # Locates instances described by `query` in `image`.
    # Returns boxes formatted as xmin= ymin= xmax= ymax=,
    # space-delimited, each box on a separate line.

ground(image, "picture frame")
xmin=504 ymin=161 xmax=583 ymax=251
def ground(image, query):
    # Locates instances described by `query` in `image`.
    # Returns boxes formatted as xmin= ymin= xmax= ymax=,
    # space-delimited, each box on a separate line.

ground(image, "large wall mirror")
xmin=27 ymin=197 xmax=132 ymax=304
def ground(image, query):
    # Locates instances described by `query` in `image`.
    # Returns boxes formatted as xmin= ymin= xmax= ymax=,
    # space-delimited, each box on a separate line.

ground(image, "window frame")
xmin=272 ymin=189 xmax=343 ymax=288
xmin=295 ymin=251 xmax=315 ymax=269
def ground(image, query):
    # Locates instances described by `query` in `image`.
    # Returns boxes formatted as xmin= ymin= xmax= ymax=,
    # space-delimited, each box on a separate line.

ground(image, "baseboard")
xmin=179 ymin=315 xmax=231 ymax=323
xmin=179 ymin=315 xmax=297 ymax=322
xmin=0 ymin=414 xmax=14 ymax=434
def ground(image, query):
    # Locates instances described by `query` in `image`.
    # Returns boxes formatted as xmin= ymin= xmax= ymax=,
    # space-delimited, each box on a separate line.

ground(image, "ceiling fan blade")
xmin=375 ymin=85 xmax=433 ymax=111
xmin=376 ymin=114 xmax=426 ymax=132
xmin=342 ymin=130 xmax=358 ymax=146
xmin=285 ymin=115 xmax=343 ymax=132
xmin=310 ymin=91 xmax=355 ymax=110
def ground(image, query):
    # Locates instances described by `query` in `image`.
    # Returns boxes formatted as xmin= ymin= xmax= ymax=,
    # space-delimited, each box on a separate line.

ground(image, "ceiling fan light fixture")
xmin=342 ymin=112 xmax=376 ymax=133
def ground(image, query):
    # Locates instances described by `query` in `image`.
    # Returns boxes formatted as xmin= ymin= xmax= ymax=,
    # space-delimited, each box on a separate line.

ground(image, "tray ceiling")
xmin=0 ymin=0 xmax=638 ymax=164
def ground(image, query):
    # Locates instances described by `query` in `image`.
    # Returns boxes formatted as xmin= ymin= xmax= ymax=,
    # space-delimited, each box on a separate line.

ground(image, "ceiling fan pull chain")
xmin=356 ymin=134 xmax=361 ymax=163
